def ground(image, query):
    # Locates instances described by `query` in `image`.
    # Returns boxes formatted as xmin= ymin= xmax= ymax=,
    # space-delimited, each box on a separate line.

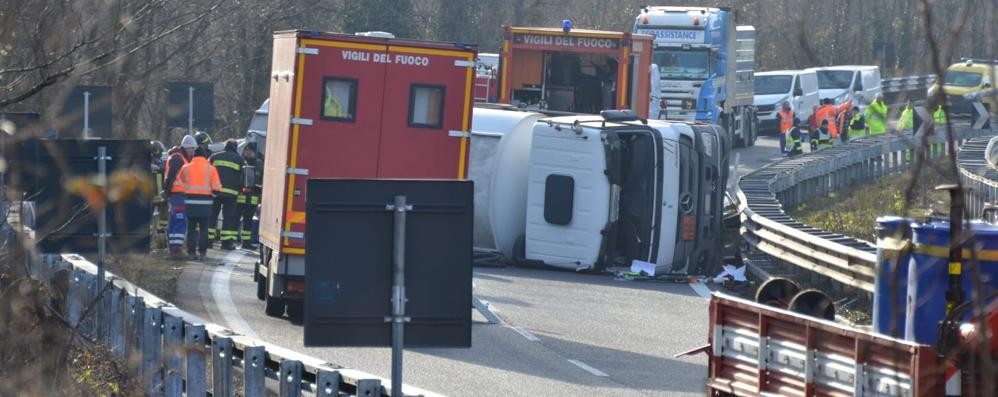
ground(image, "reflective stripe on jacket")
xmin=178 ymin=157 xmax=221 ymax=206
xmin=210 ymin=149 xmax=246 ymax=197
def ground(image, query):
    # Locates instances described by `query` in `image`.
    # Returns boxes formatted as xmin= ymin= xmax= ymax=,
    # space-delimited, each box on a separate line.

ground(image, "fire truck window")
xmin=321 ymin=77 xmax=357 ymax=122
xmin=409 ymin=84 xmax=445 ymax=128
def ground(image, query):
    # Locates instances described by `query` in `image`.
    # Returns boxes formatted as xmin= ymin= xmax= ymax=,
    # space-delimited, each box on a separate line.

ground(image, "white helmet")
xmin=181 ymin=134 xmax=197 ymax=149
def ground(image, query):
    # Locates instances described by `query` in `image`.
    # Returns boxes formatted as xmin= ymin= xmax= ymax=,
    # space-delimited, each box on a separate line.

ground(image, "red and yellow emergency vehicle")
xmin=497 ymin=25 xmax=654 ymax=117
xmin=257 ymin=30 xmax=477 ymax=319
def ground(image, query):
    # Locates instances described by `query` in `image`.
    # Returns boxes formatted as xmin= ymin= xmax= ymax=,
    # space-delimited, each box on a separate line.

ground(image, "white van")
xmin=806 ymin=65 xmax=882 ymax=108
xmin=753 ymin=70 xmax=819 ymax=134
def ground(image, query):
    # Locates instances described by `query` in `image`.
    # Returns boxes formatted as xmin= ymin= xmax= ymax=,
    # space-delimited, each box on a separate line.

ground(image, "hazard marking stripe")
xmin=286 ymin=211 xmax=305 ymax=224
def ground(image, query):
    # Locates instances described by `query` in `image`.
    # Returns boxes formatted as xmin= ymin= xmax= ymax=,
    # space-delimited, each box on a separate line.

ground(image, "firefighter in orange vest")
xmin=178 ymin=147 xmax=222 ymax=261
xmin=777 ymin=101 xmax=795 ymax=153
xmin=162 ymin=135 xmax=197 ymax=259
xmin=815 ymin=98 xmax=852 ymax=140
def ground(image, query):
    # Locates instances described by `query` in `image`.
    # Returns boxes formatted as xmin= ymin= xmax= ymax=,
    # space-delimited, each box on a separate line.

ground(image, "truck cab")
xmin=522 ymin=111 xmax=727 ymax=275
xmin=634 ymin=6 xmax=757 ymax=147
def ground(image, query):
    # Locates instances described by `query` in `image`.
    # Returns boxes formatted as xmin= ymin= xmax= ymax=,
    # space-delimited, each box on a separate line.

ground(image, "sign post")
xmin=83 ymin=91 xmax=92 ymax=139
xmin=96 ymin=145 xmax=110 ymax=339
xmin=188 ymin=86 xmax=195 ymax=135
xmin=388 ymin=195 xmax=410 ymax=397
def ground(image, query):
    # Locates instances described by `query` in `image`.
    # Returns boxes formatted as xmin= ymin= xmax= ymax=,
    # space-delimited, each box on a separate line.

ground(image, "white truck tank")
xmin=468 ymin=107 xmax=544 ymax=259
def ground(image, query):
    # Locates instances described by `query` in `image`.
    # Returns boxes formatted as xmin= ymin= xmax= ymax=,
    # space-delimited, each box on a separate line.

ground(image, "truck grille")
xmin=756 ymin=104 xmax=776 ymax=113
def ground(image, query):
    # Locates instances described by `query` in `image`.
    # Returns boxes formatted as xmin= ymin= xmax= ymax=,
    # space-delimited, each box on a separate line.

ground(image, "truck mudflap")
xmin=705 ymin=293 xmax=943 ymax=397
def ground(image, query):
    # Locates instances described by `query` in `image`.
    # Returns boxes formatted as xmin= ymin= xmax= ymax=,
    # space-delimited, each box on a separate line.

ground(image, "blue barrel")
xmin=906 ymin=222 xmax=998 ymax=345
xmin=873 ymin=216 xmax=911 ymax=337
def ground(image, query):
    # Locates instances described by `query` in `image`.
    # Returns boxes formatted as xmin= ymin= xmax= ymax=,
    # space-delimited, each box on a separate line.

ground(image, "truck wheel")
xmin=264 ymin=294 xmax=285 ymax=317
xmin=256 ymin=276 xmax=266 ymax=301
xmin=287 ymin=302 xmax=304 ymax=324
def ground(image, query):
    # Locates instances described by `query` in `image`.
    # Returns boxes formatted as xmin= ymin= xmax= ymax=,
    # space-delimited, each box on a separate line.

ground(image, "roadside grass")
xmin=104 ymin=249 xmax=183 ymax=303
xmin=788 ymin=160 xmax=953 ymax=242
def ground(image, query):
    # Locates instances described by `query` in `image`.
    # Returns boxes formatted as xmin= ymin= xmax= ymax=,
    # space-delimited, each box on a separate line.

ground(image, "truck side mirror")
xmin=793 ymin=87 xmax=803 ymax=97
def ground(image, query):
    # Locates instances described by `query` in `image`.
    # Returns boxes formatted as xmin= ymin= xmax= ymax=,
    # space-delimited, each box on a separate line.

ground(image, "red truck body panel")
xmin=707 ymin=294 xmax=943 ymax=396
xmin=260 ymin=30 xmax=476 ymax=256
xmin=497 ymin=26 xmax=653 ymax=117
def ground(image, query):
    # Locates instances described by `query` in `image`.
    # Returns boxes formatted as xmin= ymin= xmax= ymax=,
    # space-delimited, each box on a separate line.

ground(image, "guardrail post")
xmin=142 ymin=307 xmax=163 ymax=396
xmin=81 ymin=271 xmax=97 ymax=339
xmin=212 ymin=336 xmax=234 ymax=397
xmin=162 ymin=314 xmax=183 ymax=397
xmin=184 ymin=324 xmax=207 ymax=397
xmin=243 ymin=345 xmax=267 ymax=397
xmin=279 ymin=360 xmax=303 ymax=397
xmin=110 ymin=289 xmax=124 ymax=359
xmin=68 ymin=269 xmax=84 ymax=327
xmin=125 ymin=295 xmax=145 ymax=372
xmin=357 ymin=379 xmax=382 ymax=397
xmin=316 ymin=369 xmax=342 ymax=397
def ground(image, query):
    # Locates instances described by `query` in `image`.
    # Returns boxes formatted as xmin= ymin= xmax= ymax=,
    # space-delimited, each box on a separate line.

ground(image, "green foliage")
xmin=790 ymin=164 xmax=951 ymax=242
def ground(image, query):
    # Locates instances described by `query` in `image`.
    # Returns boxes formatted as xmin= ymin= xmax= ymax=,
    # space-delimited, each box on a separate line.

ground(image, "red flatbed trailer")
xmin=256 ymin=30 xmax=477 ymax=318
xmin=704 ymin=293 xmax=943 ymax=396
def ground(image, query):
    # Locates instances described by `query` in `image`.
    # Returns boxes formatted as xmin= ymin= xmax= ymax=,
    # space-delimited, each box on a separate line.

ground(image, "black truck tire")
xmin=256 ymin=276 xmax=266 ymax=301
xmin=264 ymin=294 xmax=285 ymax=317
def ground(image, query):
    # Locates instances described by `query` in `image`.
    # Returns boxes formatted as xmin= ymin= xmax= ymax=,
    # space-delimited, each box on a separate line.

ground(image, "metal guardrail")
xmin=957 ymin=136 xmax=998 ymax=217
xmin=737 ymin=105 xmax=994 ymax=293
xmin=31 ymin=254 xmax=442 ymax=397
xmin=881 ymin=74 xmax=936 ymax=94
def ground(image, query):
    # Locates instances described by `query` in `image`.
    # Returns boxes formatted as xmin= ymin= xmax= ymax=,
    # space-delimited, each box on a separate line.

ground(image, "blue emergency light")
xmin=562 ymin=19 xmax=572 ymax=33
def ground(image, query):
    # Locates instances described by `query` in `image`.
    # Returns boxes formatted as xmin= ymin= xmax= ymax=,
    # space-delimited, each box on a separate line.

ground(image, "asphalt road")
xmin=173 ymin=136 xmax=783 ymax=397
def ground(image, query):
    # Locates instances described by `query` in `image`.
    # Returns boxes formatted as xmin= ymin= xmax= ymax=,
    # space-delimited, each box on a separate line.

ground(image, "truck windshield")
xmin=815 ymin=70 xmax=853 ymax=89
xmin=943 ymin=71 xmax=983 ymax=87
xmin=754 ymin=75 xmax=792 ymax=95
xmin=654 ymin=49 xmax=711 ymax=80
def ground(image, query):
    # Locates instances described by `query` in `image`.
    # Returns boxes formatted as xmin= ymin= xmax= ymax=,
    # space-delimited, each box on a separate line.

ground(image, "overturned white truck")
xmin=470 ymin=106 xmax=731 ymax=275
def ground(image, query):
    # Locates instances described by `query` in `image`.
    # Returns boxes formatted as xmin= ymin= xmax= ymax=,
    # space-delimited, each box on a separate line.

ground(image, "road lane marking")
xmin=473 ymin=296 xmax=502 ymax=324
xmin=689 ymin=282 xmax=711 ymax=299
xmin=567 ymin=359 xmax=608 ymax=377
xmin=212 ymin=250 xmax=259 ymax=340
xmin=510 ymin=326 xmax=540 ymax=342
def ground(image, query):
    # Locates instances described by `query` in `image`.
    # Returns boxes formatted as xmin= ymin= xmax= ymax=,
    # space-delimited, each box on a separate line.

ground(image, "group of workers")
xmin=150 ymin=131 xmax=262 ymax=260
xmin=778 ymin=95 xmax=949 ymax=156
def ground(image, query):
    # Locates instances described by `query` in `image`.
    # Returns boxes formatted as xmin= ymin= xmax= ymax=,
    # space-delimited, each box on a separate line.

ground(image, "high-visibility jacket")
xmin=209 ymin=148 xmax=246 ymax=197
xmin=849 ymin=113 xmax=867 ymax=136
xmin=898 ymin=106 xmax=914 ymax=130
xmin=164 ymin=150 xmax=190 ymax=194
xmin=815 ymin=100 xmax=852 ymax=138
xmin=933 ymin=106 xmax=947 ymax=125
xmin=785 ymin=126 xmax=803 ymax=155
xmin=865 ymin=100 xmax=888 ymax=135
xmin=151 ymin=155 xmax=165 ymax=203
xmin=237 ymin=157 xmax=263 ymax=206
xmin=777 ymin=109 xmax=795 ymax=136
xmin=178 ymin=157 xmax=221 ymax=208
xmin=817 ymin=127 xmax=833 ymax=148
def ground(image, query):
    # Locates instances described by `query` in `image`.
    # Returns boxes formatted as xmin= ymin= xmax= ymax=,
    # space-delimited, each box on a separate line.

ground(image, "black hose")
xmin=472 ymin=248 xmax=508 ymax=268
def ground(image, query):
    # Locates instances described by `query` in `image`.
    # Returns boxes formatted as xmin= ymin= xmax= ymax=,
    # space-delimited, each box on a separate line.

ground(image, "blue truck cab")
xmin=635 ymin=6 xmax=757 ymax=147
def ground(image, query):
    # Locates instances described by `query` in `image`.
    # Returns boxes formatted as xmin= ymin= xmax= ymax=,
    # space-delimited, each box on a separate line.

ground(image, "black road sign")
xmin=59 ymin=85 xmax=112 ymax=139
xmin=17 ymin=139 xmax=152 ymax=253
xmin=304 ymin=179 xmax=473 ymax=347
xmin=166 ymin=82 xmax=214 ymax=129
